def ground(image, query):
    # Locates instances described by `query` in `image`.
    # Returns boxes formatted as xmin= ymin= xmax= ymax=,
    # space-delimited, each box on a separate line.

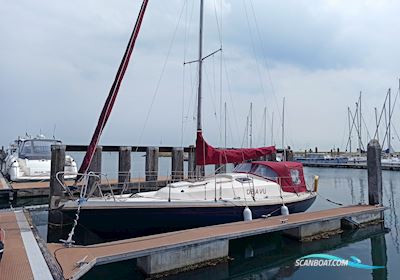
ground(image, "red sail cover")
xmin=77 ymin=0 xmax=149 ymax=178
xmin=196 ymin=131 xmax=276 ymax=165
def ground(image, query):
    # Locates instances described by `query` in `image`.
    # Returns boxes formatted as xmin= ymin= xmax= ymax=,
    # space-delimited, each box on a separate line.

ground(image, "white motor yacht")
xmin=1 ymin=135 xmax=77 ymax=181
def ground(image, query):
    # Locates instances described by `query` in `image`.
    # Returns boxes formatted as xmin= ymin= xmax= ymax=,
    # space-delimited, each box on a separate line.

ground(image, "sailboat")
xmin=58 ymin=0 xmax=317 ymax=238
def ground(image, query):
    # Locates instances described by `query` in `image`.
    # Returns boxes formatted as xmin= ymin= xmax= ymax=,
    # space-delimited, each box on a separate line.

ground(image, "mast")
xmin=354 ymin=102 xmax=361 ymax=154
xmin=374 ymin=107 xmax=379 ymax=143
xmin=282 ymin=97 xmax=285 ymax=158
xmin=263 ymin=106 xmax=267 ymax=146
xmin=77 ymin=0 xmax=149 ymax=177
xmin=196 ymin=0 xmax=204 ymax=131
xmin=388 ymin=88 xmax=391 ymax=154
xmin=224 ymin=102 xmax=227 ymax=148
xmin=347 ymin=107 xmax=352 ymax=153
xmin=358 ymin=91 xmax=362 ymax=152
xmin=249 ymin=103 xmax=253 ymax=148
xmin=271 ymin=111 xmax=274 ymax=145
xmin=246 ymin=115 xmax=249 ymax=147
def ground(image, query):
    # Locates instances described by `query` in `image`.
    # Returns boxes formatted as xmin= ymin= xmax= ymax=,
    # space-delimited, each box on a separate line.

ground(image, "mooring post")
xmin=367 ymin=139 xmax=383 ymax=206
xmin=88 ymin=146 xmax=102 ymax=194
xmin=118 ymin=146 xmax=131 ymax=186
xmin=49 ymin=145 xmax=66 ymax=210
xmin=171 ymin=147 xmax=184 ymax=181
xmin=188 ymin=145 xmax=196 ymax=179
xmin=146 ymin=147 xmax=159 ymax=182
xmin=286 ymin=148 xmax=294 ymax=161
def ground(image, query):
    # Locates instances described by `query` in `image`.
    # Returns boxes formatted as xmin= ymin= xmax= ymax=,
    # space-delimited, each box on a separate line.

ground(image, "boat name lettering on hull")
xmin=247 ymin=189 xmax=267 ymax=195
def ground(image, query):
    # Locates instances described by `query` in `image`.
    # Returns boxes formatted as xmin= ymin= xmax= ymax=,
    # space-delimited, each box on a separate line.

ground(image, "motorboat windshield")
xmin=18 ymin=139 xmax=61 ymax=160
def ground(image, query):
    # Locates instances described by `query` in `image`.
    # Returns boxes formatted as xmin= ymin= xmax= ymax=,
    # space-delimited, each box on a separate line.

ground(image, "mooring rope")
xmin=316 ymin=192 xmax=344 ymax=206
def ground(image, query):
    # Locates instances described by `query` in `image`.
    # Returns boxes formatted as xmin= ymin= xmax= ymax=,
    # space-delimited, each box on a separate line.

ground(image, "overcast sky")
xmin=1 ymin=0 xmax=400 ymax=151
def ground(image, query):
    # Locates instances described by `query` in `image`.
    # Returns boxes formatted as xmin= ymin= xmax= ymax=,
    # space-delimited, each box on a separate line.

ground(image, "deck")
xmin=0 ymin=210 xmax=53 ymax=280
xmin=47 ymin=204 xmax=385 ymax=279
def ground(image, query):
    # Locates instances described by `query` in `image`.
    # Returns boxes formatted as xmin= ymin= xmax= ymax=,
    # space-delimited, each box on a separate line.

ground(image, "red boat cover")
xmin=196 ymin=131 xmax=276 ymax=165
xmin=252 ymin=161 xmax=307 ymax=192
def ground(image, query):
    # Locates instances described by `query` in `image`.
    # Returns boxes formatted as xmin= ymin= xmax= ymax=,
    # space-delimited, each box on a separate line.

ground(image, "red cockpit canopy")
xmin=234 ymin=161 xmax=307 ymax=193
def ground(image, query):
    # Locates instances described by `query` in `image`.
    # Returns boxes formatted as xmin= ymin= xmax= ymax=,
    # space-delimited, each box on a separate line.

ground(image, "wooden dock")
xmin=0 ymin=210 xmax=53 ymax=280
xmin=47 ymin=204 xmax=385 ymax=279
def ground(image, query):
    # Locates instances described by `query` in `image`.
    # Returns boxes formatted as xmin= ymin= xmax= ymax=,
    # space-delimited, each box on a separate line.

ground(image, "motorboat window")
xmin=253 ymin=165 xmax=278 ymax=181
xmin=19 ymin=140 xmax=61 ymax=160
xmin=233 ymin=163 xmax=252 ymax=173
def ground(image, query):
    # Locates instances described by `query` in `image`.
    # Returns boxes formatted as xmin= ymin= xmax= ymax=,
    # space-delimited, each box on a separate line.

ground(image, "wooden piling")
xmin=49 ymin=145 xmax=66 ymax=210
xmin=367 ymin=139 xmax=382 ymax=205
xmin=286 ymin=148 xmax=294 ymax=161
xmin=146 ymin=147 xmax=159 ymax=181
xmin=118 ymin=146 xmax=131 ymax=185
xmin=267 ymin=152 xmax=277 ymax=162
xmin=188 ymin=145 xmax=196 ymax=179
xmin=171 ymin=148 xmax=184 ymax=181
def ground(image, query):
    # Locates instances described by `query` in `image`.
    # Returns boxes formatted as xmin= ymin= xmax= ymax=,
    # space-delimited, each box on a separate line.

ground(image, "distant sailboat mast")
xmin=249 ymin=103 xmax=253 ymax=148
xmin=263 ymin=106 xmax=267 ymax=146
xmin=282 ymin=97 xmax=285 ymax=160
xmin=347 ymin=107 xmax=351 ymax=153
xmin=388 ymin=88 xmax=391 ymax=154
xmin=374 ymin=107 xmax=379 ymax=143
xmin=358 ymin=91 xmax=362 ymax=152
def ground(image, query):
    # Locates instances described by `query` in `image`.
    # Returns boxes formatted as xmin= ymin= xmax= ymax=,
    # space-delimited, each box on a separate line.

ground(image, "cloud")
xmin=0 ymin=0 xmax=399 ymax=152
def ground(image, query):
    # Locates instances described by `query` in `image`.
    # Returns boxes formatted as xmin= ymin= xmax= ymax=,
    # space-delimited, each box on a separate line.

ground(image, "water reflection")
xmin=371 ymin=234 xmax=388 ymax=280
xmin=6 ymin=167 xmax=400 ymax=279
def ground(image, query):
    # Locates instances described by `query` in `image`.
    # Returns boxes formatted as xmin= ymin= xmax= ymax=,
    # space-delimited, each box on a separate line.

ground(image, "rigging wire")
xmin=135 ymin=1 xmax=187 ymax=151
xmin=180 ymin=0 xmax=190 ymax=147
xmin=222 ymin=56 xmax=242 ymax=143
xmin=242 ymin=0 xmax=269 ymax=109
xmin=248 ymin=0 xmax=298 ymax=148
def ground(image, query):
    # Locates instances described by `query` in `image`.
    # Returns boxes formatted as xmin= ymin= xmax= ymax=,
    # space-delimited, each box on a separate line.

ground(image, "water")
xmin=7 ymin=167 xmax=400 ymax=279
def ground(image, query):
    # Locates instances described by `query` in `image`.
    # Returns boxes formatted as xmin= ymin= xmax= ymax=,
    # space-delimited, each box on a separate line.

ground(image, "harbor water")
xmin=3 ymin=166 xmax=400 ymax=279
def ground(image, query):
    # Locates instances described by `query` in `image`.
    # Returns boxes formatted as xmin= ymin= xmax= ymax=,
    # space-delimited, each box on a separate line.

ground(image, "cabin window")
xmin=252 ymin=165 xmax=278 ymax=181
xmin=233 ymin=163 xmax=252 ymax=173
xmin=290 ymin=169 xmax=301 ymax=185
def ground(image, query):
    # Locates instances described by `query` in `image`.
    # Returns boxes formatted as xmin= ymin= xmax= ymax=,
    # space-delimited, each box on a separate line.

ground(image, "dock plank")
xmin=0 ymin=212 xmax=34 ymax=280
xmin=48 ymin=204 xmax=384 ymax=280
xmin=0 ymin=173 xmax=10 ymax=190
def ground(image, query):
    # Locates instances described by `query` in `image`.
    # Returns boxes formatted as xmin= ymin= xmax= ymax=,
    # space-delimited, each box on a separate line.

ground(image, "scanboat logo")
xmin=295 ymin=254 xmax=385 ymax=270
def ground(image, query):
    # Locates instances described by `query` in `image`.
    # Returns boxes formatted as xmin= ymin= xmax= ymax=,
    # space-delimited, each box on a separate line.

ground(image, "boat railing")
xmin=55 ymin=170 xmax=189 ymax=201
xmin=55 ymin=171 xmax=120 ymax=201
